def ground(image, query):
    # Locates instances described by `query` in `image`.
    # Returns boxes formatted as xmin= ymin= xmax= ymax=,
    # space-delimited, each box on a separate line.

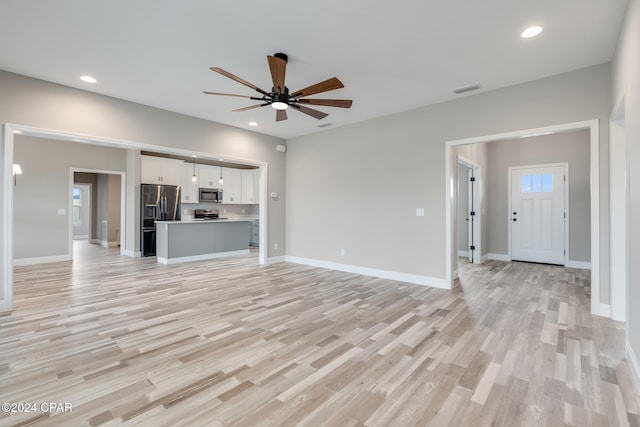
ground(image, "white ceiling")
xmin=0 ymin=0 xmax=628 ymax=140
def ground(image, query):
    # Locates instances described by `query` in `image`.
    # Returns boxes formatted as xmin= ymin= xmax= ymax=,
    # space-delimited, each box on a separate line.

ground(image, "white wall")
xmin=286 ymin=63 xmax=611 ymax=296
xmin=611 ymin=0 xmax=640 ymax=380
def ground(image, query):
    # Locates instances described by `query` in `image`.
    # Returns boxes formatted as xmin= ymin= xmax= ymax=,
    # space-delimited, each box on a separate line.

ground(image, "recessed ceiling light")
xmin=80 ymin=75 xmax=97 ymax=83
xmin=249 ymin=121 xmax=258 ymax=126
xmin=521 ymin=26 xmax=543 ymax=38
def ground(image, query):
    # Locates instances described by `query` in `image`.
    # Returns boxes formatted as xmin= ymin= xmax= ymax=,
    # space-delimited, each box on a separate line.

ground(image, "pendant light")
xmin=219 ymin=159 xmax=224 ymax=184
xmin=191 ymin=155 xmax=197 ymax=183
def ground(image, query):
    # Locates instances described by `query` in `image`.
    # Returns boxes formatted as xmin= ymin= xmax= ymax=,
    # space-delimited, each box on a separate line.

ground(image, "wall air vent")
xmin=317 ymin=123 xmax=333 ymax=128
xmin=452 ymin=84 xmax=481 ymax=95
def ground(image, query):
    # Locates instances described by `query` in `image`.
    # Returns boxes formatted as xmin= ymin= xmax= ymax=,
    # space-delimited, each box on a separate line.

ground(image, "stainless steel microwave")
xmin=199 ymin=188 xmax=222 ymax=203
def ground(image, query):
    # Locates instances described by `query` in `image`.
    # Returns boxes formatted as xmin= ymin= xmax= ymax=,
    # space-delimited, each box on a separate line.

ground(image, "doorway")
xmin=445 ymin=120 xmax=603 ymax=317
xmin=458 ymin=156 xmax=481 ymax=264
xmin=510 ymin=163 xmax=567 ymax=265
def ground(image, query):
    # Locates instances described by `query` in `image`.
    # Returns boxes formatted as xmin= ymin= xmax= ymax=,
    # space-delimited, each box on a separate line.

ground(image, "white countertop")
xmin=156 ymin=217 xmax=257 ymax=224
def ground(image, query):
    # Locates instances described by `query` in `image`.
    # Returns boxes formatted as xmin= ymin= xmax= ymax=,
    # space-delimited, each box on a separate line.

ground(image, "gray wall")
xmin=612 ymin=0 xmax=640 ymax=365
xmin=0 ymin=70 xmax=286 ymax=260
xmin=96 ymin=174 xmax=121 ymax=244
xmin=287 ymin=63 xmax=611 ymax=297
xmin=485 ymin=130 xmax=591 ymax=262
xmin=13 ymin=135 xmax=126 ymax=259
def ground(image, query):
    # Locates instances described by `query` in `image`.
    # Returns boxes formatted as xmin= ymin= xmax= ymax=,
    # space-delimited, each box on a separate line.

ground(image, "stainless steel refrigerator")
xmin=141 ymin=184 xmax=181 ymax=257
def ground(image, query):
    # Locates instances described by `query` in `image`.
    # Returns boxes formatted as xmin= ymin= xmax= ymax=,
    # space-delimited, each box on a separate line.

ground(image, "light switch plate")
xmin=416 ymin=208 xmax=425 ymax=217
xmin=58 ymin=209 xmax=66 ymax=215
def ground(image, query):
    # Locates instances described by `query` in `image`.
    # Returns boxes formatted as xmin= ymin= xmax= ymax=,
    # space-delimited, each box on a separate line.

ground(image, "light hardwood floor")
xmin=1 ymin=242 xmax=639 ymax=426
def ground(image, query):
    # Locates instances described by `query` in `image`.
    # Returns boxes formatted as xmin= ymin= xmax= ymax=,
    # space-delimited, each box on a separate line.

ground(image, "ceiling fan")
xmin=204 ymin=53 xmax=352 ymax=122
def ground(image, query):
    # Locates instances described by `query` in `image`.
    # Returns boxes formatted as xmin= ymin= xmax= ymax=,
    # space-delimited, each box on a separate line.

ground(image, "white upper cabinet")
xmin=241 ymin=170 xmax=258 ymax=204
xmin=222 ymin=167 xmax=242 ymax=204
xmin=140 ymin=155 xmax=183 ymax=185
xmin=180 ymin=163 xmax=199 ymax=203
xmin=197 ymin=165 xmax=218 ymax=189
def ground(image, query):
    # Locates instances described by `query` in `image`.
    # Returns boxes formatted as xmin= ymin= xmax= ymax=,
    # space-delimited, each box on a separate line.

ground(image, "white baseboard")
xmin=90 ymin=239 xmax=100 ymax=244
xmin=285 ymin=256 xmax=449 ymax=289
xmin=157 ymin=249 xmax=250 ymax=265
xmin=627 ymin=340 xmax=640 ymax=394
xmin=100 ymin=240 xmax=119 ymax=248
xmin=592 ymin=303 xmax=611 ymax=318
xmin=124 ymin=250 xmax=142 ymax=258
xmin=458 ymin=250 xmax=469 ymax=258
xmin=266 ymin=256 xmax=286 ymax=265
xmin=73 ymin=235 xmax=89 ymax=240
xmin=488 ymin=253 xmax=510 ymax=261
xmin=14 ymin=254 xmax=71 ymax=266
xmin=566 ymin=260 xmax=591 ymax=270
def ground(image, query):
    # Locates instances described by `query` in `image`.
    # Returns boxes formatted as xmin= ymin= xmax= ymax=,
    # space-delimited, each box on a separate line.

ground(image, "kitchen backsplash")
xmin=182 ymin=203 xmax=258 ymax=218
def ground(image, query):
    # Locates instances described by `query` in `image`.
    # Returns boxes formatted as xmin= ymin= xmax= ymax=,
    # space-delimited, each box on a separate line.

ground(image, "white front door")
xmin=511 ymin=165 xmax=566 ymax=265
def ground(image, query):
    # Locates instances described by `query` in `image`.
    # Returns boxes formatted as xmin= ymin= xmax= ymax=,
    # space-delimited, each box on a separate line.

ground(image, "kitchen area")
xmin=140 ymin=152 xmax=260 ymax=263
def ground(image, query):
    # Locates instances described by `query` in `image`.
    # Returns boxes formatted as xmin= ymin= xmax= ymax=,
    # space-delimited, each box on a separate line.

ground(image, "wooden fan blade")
xmin=267 ymin=55 xmax=287 ymax=93
xmin=291 ymin=77 xmax=344 ymax=98
xmin=292 ymin=104 xmax=329 ymax=120
xmin=296 ymin=99 xmax=352 ymax=108
xmin=276 ymin=109 xmax=288 ymax=122
xmin=210 ymin=67 xmax=269 ymax=96
xmin=233 ymin=103 xmax=268 ymax=112
xmin=203 ymin=91 xmax=251 ymax=98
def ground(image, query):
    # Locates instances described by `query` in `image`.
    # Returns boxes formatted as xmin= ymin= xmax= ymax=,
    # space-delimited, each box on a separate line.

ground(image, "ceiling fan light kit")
xmin=204 ymin=52 xmax=352 ymax=122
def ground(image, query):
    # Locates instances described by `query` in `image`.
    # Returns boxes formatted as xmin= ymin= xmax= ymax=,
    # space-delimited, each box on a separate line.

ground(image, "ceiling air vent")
xmin=452 ymin=84 xmax=481 ymax=95
xmin=317 ymin=123 xmax=333 ymax=128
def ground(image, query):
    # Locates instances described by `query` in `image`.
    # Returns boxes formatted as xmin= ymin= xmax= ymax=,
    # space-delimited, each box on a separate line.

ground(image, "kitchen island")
xmin=155 ymin=218 xmax=253 ymax=264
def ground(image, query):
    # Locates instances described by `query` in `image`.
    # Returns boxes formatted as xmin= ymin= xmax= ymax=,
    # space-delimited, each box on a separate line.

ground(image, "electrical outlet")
xmin=242 ymin=209 xmax=246 ymax=214
xmin=274 ymin=243 xmax=278 ymax=250
xmin=223 ymin=209 xmax=227 ymax=214
xmin=340 ymin=248 xmax=346 ymax=256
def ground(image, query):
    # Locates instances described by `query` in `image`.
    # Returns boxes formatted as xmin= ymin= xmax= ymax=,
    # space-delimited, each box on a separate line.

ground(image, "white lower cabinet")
xmin=250 ymin=220 xmax=259 ymax=246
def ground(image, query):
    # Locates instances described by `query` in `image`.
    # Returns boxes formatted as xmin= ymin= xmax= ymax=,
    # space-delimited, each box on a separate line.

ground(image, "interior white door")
xmin=511 ymin=165 xmax=565 ymax=265
xmin=467 ymin=168 xmax=474 ymax=263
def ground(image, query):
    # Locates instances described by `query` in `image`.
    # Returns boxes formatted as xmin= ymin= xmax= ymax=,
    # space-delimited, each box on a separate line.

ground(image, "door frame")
xmin=458 ymin=155 xmax=481 ymax=265
xmin=445 ymin=119 xmax=605 ymax=317
xmin=507 ymin=162 xmax=569 ymax=266
xmin=1 ymin=123 xmax=269 ymax=313
xmin=72 ymin=182 xmax=93 ymax=241
xmin=69 ymin=169 xmax=126 ymax=258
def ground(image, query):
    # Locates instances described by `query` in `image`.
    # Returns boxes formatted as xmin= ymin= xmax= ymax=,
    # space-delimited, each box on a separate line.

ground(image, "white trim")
xmin=488 ymin=253 xmax=511 ymax=262
xmin=157 ymin=249 xmax=250 ymax=265
xmin=480 ymin=254 xmax=489 ymax=263
xmin=100 ymin=240 xmax=120 ymax=248
xmin=14 ymin=254 xmax=71 ymax=266
xmin=626 ymin=340 xmax=640 ymax=394
xmin=73 ymin=235 xmax=89 ymax=240
xmin=124 ymin=249 xmax=142 ymax=258
xmin=445 ymin=120 xmax=601 ymax=317
xmin=266 ymin=256 xmax=286 ymax=265
xmin=565 ymin=260 xmax=591 ymax=270
xmin=458 ymin=250 xmax=469 ymax=257
xmin=507 ymin=162 xmax=569 ymax=266
xmin=285 ymin=256 xmax=449 ymax=289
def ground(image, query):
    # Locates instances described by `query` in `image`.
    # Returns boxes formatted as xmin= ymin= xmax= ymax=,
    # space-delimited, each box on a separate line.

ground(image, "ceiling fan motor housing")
xmin=274 ymin=52 xmax=288 ymax=63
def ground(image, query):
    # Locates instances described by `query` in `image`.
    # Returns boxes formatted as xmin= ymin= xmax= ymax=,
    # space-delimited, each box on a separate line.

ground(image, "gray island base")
xmin=155 ymin=219 xmax=252 ymax=264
